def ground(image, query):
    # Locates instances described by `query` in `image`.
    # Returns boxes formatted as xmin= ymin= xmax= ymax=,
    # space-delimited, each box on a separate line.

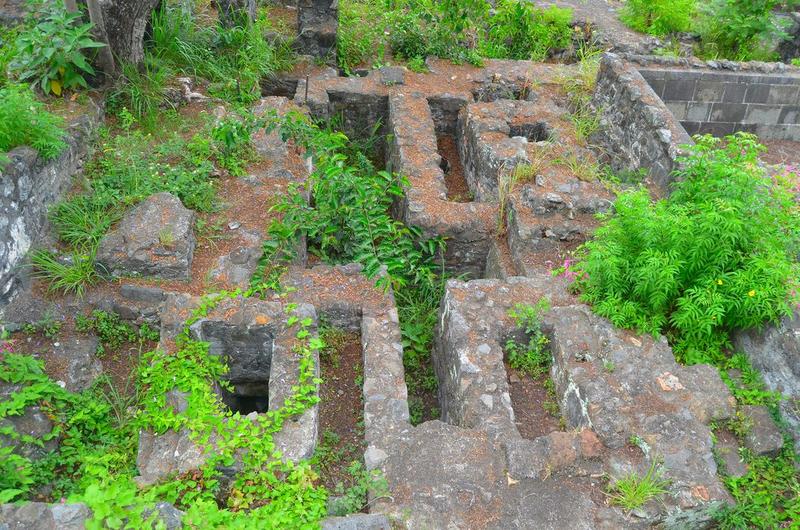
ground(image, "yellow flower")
xmin=717 ymin=279 xmax=723 ymax=285
xmin=748 ymin=290 xmax=756 ymax=297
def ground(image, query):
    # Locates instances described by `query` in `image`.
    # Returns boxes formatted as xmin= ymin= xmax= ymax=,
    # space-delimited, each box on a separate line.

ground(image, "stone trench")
xmin=2 ymin=37 xmax=799 ymax=530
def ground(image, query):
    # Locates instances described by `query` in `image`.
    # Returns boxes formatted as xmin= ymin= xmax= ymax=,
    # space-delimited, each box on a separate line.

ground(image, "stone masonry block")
xmin=768 ymin=84 xmax=800 ymax=105
xmin=722 ymin=83 xmax=748 ymax=103
xmin=710 ymin=102 xmax=748 ymax=122
xmin=686 ymin=102 xmax=711 ymax=122
xmin=666 ymin=101 xmax=688 ymax=121
xmin=664 ymin=78 xmax=696 ymax=101
xmin=744 ymin=83 xmax=771 ymax=104
xmin=745 ymin=104 xmax=782 ymax=125
xmin=779 ymin=106 xmax=800 ymax=124
xmin=694 ymin=81 xmax=725 ymax=102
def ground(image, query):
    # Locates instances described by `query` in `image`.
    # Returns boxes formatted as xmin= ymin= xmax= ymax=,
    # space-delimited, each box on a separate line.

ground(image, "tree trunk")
xmin=86 ymin=0 xmax=115 ymax=77
xmin=99 ymin=0 xmax=160 ymax=69
xmin=64 ymin=0 xmax=79 ymax=12
xmin=216 ymin=0 xmax=256 ymax=28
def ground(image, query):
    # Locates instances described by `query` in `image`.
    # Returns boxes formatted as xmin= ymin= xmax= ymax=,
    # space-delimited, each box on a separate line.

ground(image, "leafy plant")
xmin=505 ymin=299 xmax=552 ymax=377
xmin=30 ymin=249 xmax=99 ymax=298
xmin=10 ymin=4 xmax=105 ymax=95
xmin=210 ymin=113 xmax=258 ymax=176
xmin=574 ymin=134 xmax=800 ymax=364
xmin=482 ymin=1 xmax=573 ymax=60
xmin=107 ymin=57 xmax=173 ymax=121
xmin=75 ymin=310 xmax=159 ymax=355
xmin=0 ymin=84 xmax=65 ymax=161
xmin=327 ymin=461 xmax=389 ymax=516
xmin=696 ymin=0 xmax=797 ymax=61
xmin=620 ymin=0 xmax=696 ymax=36
xmin=607 ymin=460 xmax=670 ymax=511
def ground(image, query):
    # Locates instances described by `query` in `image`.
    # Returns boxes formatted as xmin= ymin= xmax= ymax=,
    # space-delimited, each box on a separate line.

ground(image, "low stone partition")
xmin=293 ymin=61 xmax=581 ymax=277
xmin=434 ymin=273 xmax=735 ymax=526
xmin=640 ymin=68 xmax=800 ymax=140
xmin=138 ymin=295 xmax=320 ymax=485
xmin=591 ymin=53 xmax=692 ymax=190
xmin=0 ymin=99 xmax=103 ymax=312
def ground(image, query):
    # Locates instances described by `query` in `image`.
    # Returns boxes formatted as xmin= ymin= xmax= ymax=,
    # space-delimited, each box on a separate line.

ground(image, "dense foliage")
xmin=622 ymin=0 xmax=798 ymax=61
xmin=0 ymin=288 xmax=333 ymax=527
xmin=10 ymin=3 xmax=105 ymax=95
xmin=0 ymin=84 xmax=65 ymax=161
xmin=574 ymin=134 xmax=800 ymax=364
xmin=620 ymin=0 xmax=695 ymax=36
xmin=338 ymin=0 xmax=575 ymax=73
xmin=255 ymin=110 xmax=445 ymax=423
xmin=695 ymin=0 xmax=797 ymax=61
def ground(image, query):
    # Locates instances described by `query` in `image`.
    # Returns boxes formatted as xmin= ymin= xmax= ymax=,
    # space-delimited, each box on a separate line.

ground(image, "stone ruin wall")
xmin=0 ymin=100 xmax=103 ymax=312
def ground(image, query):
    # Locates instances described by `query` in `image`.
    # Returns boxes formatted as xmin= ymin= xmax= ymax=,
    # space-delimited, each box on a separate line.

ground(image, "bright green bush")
xmin=574 ymin=134 xmax=800 ymax=364
xmin=0 ymin=84 xmax=65 ymax=160
xmin=10 ymin=4 xmax=104 ymax=95
xmin=620 ymin=0 xmax=695 ymax=36
xmin=696 ymin=0 xmax=796 ymax=61
xmin=482 ymin=2 xmax=572 ymax=60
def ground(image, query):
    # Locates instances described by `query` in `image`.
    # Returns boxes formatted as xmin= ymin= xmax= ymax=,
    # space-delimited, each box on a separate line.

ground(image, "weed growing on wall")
xmin=0 ymin=84 xmax=65 ymax=162
xmin=575 ymin=133 xmax=800 ymax=364
xmin=505 ymin=299 xmax=552 ymax=377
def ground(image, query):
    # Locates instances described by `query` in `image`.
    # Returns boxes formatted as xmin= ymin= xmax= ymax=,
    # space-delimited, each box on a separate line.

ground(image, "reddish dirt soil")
xmin=505 ymin=363 xmax=562 ymax=440
xmin=760 ymin=139 xmax=800 ymax=167
xmin=437 ymin=134 xmax=472 ymax=202
xmin=316 ymin=331 xmax=365 ymax=490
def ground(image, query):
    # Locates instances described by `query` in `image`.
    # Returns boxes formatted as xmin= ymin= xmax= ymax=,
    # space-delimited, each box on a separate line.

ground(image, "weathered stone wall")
xmin=641 ymin=68 xmax=800 ymax=140
xmin=0 ymin=99 xmax=103 ymax=313
xmin=295 ymin=0 xmax=338 ymax=61
xmin=591 ymin=53 xmax=692 ymax=190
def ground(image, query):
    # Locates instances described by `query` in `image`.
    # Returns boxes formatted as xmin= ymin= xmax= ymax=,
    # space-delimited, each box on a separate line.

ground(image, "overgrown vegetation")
xmin=337 ymin=0 xmax=576 ymax=73
xmin=621 ymin=0 xmax=798 ymax=61
xmin=606 ymin=460 xmax=670 ymax=511
xmin=620 ymin=0 xmax=695 ymax=36
xmin=253 ymin=110 xmax=445 ymax=424
xmin=9 ymin=2 xmax=105 ymax=95
xmin=75 ymin=310 xmax=159 ymax=356
xmin=0 ymin=286 xmax=343 ymax=526
xmin=505 ymin=299 xmax=552 ymax=378
xmin=574 ymin=133 xmax=799 ymax=365
xmin=0 ymin=84 xmax=65 ymax=162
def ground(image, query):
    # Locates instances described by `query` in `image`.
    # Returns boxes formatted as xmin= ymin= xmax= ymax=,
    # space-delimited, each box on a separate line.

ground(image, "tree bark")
xmin=64 ymin=0 xmax=79 ymax=12
xmin=86 ymin=0 xmax=115 ymax=77
xmin=99 ymin=0 xmax=161 ymax=69
xmin=216 ymin=0 xmax=256 ymax=28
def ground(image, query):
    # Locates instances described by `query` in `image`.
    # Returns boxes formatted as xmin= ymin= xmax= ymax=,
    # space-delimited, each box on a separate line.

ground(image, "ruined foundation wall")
xmin=641 ymin=68 xmax=800 ymax=140
xmin=591 ymin=53 xmax=692 ymax=190
xmin=0 ymin=100 xmax=104 ymax=312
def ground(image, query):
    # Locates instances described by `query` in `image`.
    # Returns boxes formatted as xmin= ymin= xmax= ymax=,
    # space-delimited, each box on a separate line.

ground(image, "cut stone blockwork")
xmin=136 ymin=295 xmax=320 ymax=485
xmin=95 ymin=192 xmax=196 ymax=281
xmin=295 ymin=0 xmax=338 ymax=61
xmin=592 ymin=53 xmax=692 ymax=190
xmin=296 ymin=60 xmax=594 ymax=277
xmin=734 ymin=309 xmax=800 ymax=454
xmin=0 ymin=98 xmax=103 ymax=312
xmin=433 ymin=273 xmax=734 ymax=526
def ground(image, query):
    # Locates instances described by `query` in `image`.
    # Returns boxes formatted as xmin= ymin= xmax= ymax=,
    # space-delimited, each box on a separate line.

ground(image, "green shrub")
xmin=149 ymin=4 xmax=295 ymax=104
xmin=0 ymin=25 xmax=20 ymax=88
xmin=107 ymin=57 xmax=173 ymax=120
xmin=574 ymin=134 xmax=800 ymax=364
xmin=482 ymin=1 xmax=573 ymax=60
xmin=10 ymin=4 xmax=104 ymax=95
xmin=505 ymin=299 xmax=552 ymax=377
xmin=30 ymin=249 xmax=98 ymax=298
xmin=338 ymin=0 xmax=388 ymax=73
xmin=696 ymin=0 xmax=795 ymax=61
xmin=0 ymin=84 xmax=65 ymax=161
xmin=620 ymin=0 xmax=695 ymax=36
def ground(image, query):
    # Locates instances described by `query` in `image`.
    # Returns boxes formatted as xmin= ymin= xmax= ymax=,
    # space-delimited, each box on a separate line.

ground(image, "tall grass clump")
xmin=574 ymin=133 xmax=800 ymax=364
xmin=0 ymin=84 xmax=65 ymax=161
xmin=620 ymin=0 xmax=695 ymax=36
